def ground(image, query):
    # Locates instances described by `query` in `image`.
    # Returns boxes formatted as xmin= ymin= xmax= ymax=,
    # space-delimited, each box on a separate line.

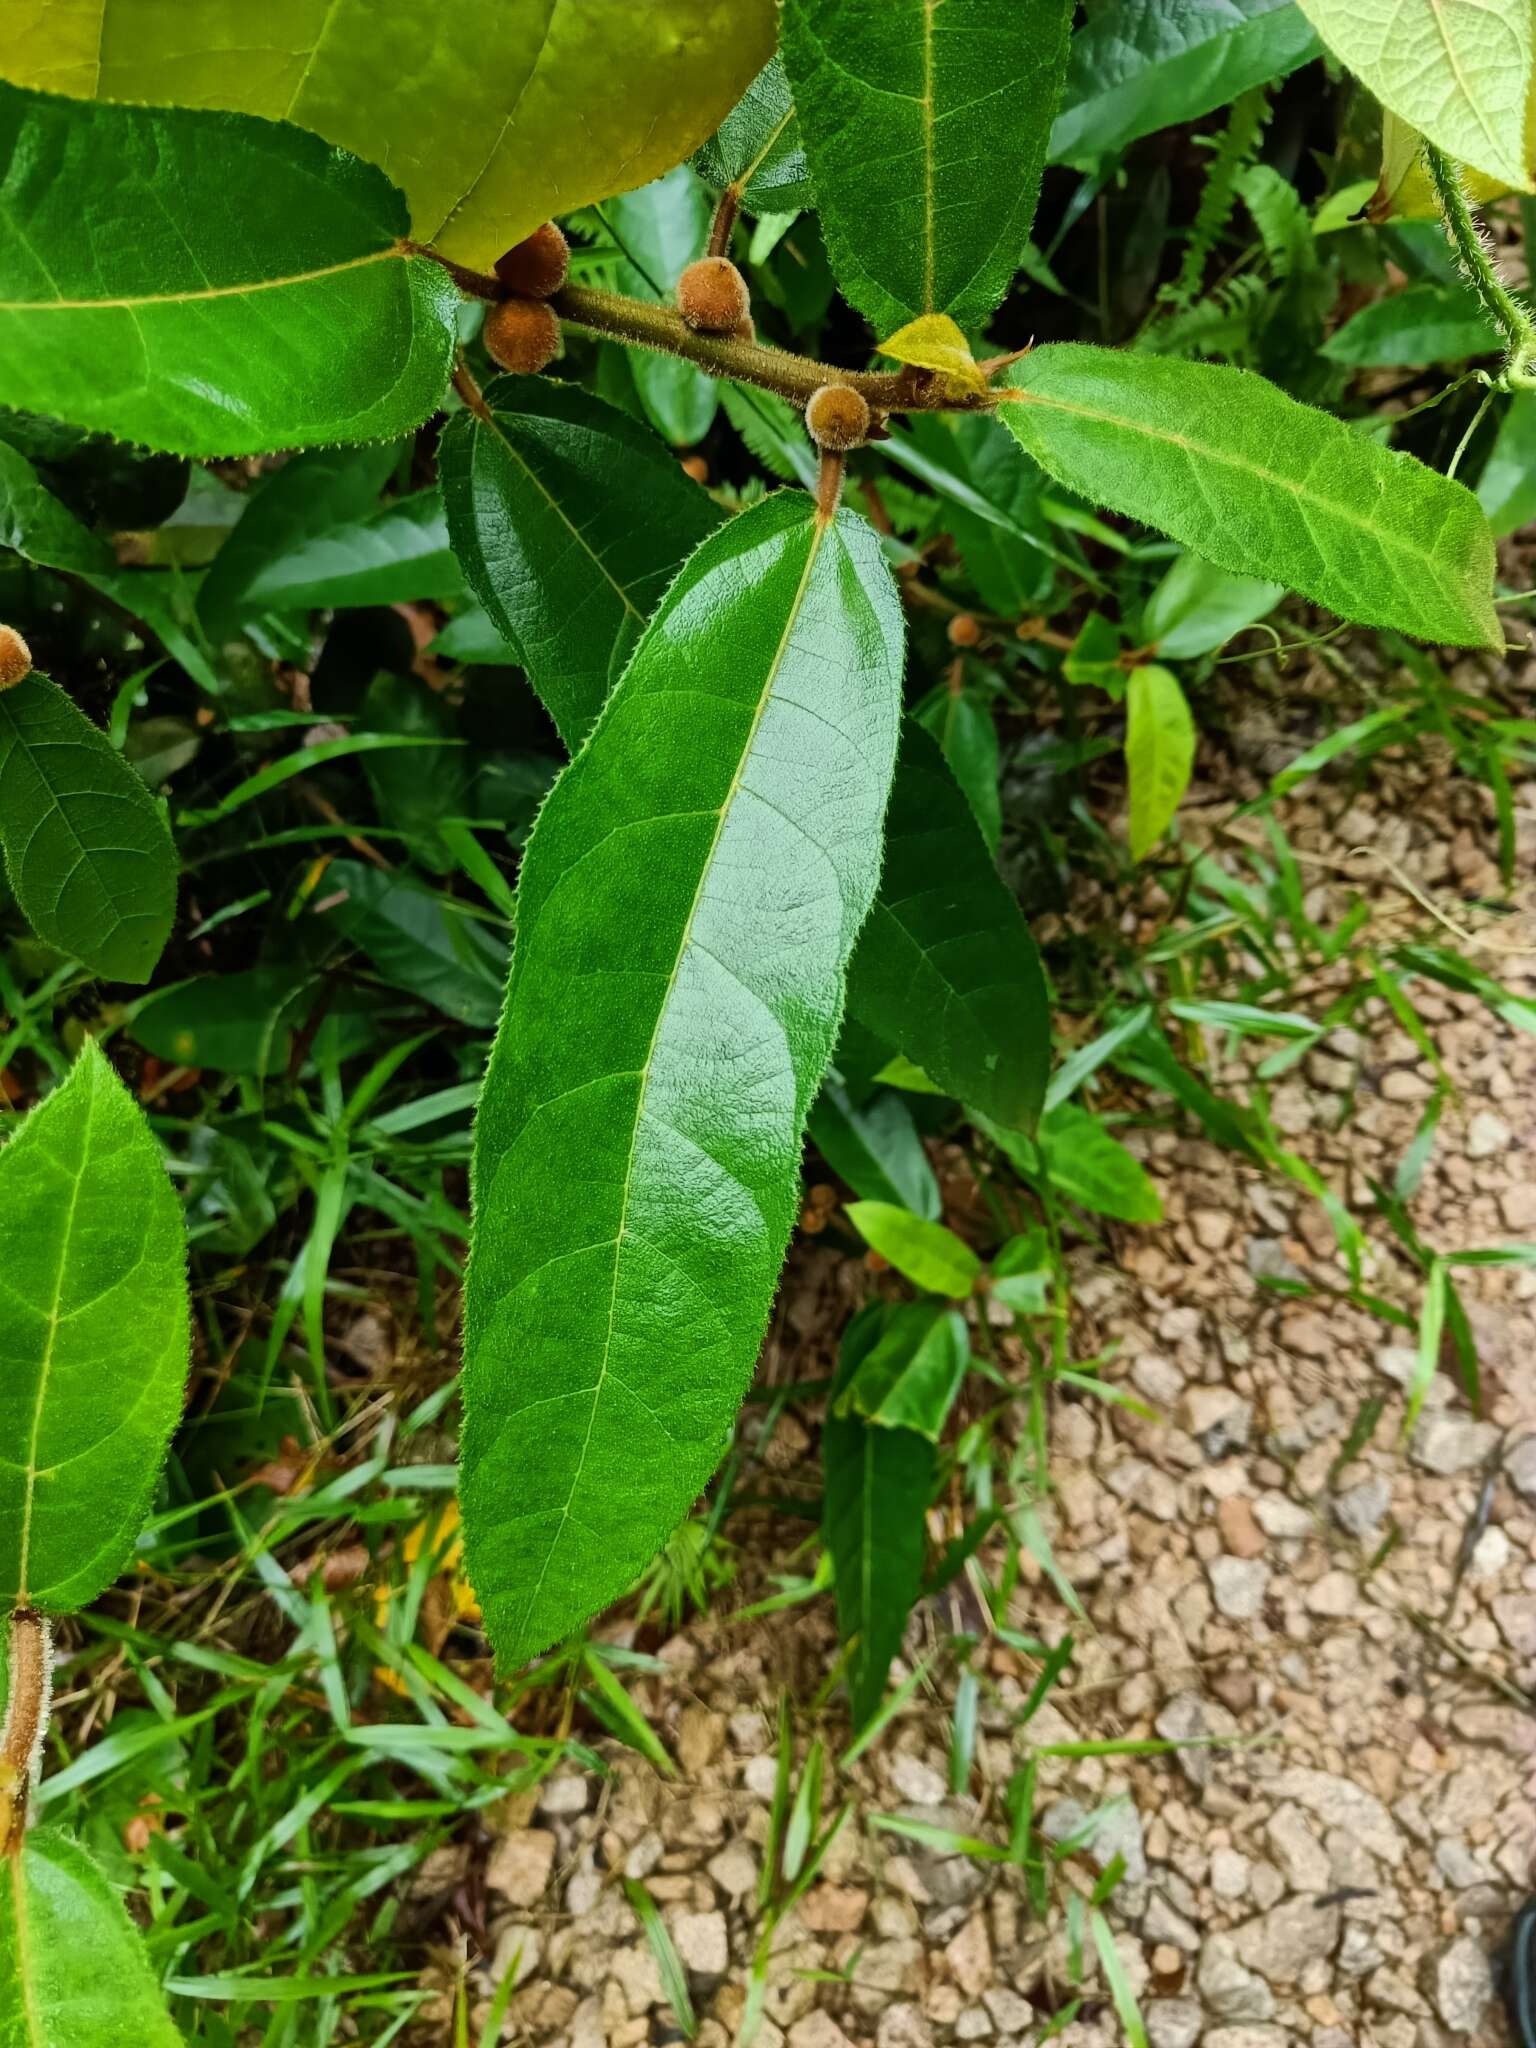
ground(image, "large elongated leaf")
xmin=461 ymin=494 xmax=904 ymax=1665
xmin=0 ymin=675 xmax=177 ymax=982
xmin=1295 ymin=0 xmax=1531 ymax=190
xmin=439 ymin=376 xmax=722 ymax=750
xmin=0 ymin=81 xmax=456 ymax=456
xmin=1 ymin=0 xmax=775 ymax=270
xmin=1050 ymin=0 xmax=1319 ymax=165
xmin=781 ymin=0 xmax=1074 ymax=333
xmin=823 ymin=1306 xmax=935 ymax=1729
xmin=0 ymin=1040 xmax=188 ymax=1613
xmin=847 ymin=719 xmax=1050 ymax=1132
xmin=0 ymin=1829 xmax=182 ymax=2045
xmin=1000 ymin=347 xmax=1500 ymax=649
xmin=1322 ymin=283 xmax=1501 ymax=368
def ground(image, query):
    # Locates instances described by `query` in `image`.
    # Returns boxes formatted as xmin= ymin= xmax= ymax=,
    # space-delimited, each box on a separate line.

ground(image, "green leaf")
xmin=1000 ymin=346 xmax=1500 ymax=649
xmin=132 ymin=968 xmax=311 ymax=1076
xmin=460 ymin=493 xmax=904 ymax=1665
xmin=0 ymin=1040 xmax=188 ymax=1613
xmin=1141 ymin=552 xmax=1283 ymax=659
xmin=693 ymin=56 xmax=813 ymax=215
xmin=215 ymin=490 xmax=460 ymax=617
xmin=0 ymin=1829 xmax=182 ymax=2044
xmin=1039 ymin=1103 xmax=1163 ymax=1223
xmin=916 ymin=687 xmax=1001 ymax=853
xmin=1322 ymin=281 xmax=1502 ymax=367
xmin=601 ymin=168 xmax=720 ymax=447
xmin=781 ymin=0 xmax=1075 ymax=331
xmin=439 ymin=375 xmax=722 ymax=750
xmin=807 ymin=1080 xmax=941 ymax=1221
xmin=0 ymin=673 xmax=177 ymax=982
xmin=311 ymin=860 xmax=507 ymax=1028
xmin=0 ymin=81 xmax=456 ymax=457
xmin=1477 ymin=393 xmax=1536 ymax=536
xmin=1125 ymin=663 xmax=1195 ymax=859
xmin=1295 ymin=0 xmax=1532 ymax=191
xmin=839 ymin=1300 xmax=971 ymax=1438
xmin=823 ymin=1308 xmax=935 ymax=1727
xmin=847 ymin=719 xmax=1050 ymax=1132
xmin=1051 ymin=0 xmax=1319 ymax=165
xmin=197 ymin=446 xmax=402 ymax=640
xmin=1 ymin=0 xmax=777 ymax=271
xmin=846 ymin=1202 xmax=980 ymax=1297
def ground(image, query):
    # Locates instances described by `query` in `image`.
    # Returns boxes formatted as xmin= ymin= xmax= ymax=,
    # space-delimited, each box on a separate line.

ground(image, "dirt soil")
xmin=437 ymin=728 xmax=1536 ymax=2048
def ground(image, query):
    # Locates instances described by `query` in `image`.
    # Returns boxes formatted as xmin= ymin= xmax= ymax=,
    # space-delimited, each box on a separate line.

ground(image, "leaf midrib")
xmin=14 ymin=1064 xmax=95 ymax=1603
xmin=515 ymin=510 xmax=831 ymax=1635
xmin=477 ymin=409 xmax=645 ymax=627
xmin=10 ymin=1850 xmax=42 ymax=2048
xmin=0 ymin=244 xmax=402 ymax=314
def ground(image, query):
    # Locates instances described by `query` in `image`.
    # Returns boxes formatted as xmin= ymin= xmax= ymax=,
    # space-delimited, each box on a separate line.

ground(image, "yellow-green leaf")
xmin=0 ymin=0 xmax=776 ymax=269
xmin=1124 ymin=663 xmax=1195 ymax=860
xmin=1298 ymin=0 xmax=1532 ymax=192
xmin=878 ymin=315 xmax=989 ymax=397
xmin=846 ymin=1201 xmax=981 ymax=1297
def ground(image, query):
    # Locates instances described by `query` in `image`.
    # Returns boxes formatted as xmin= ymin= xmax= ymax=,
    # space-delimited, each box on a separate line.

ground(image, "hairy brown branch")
xmin=0 ymin=1609 xmax=51 ymax=1856
xmin=548 ymin=285 xmax=998 ymax=417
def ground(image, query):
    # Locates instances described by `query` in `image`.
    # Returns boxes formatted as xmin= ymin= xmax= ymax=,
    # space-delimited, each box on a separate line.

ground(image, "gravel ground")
xmin=435 ymin=738 xmax=1536 ymax=2048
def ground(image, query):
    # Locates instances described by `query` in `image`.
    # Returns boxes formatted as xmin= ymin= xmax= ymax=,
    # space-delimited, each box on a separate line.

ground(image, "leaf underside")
xmin=1295 ymin=0 xmax=1532 ymax=190
xmin=0 ymin=1040 xmax=188 ymax=1613
xmin=0 ymin=0 xmax=777 ymax=267
xmin=460 ymin=493 xmax=904 ymax=1665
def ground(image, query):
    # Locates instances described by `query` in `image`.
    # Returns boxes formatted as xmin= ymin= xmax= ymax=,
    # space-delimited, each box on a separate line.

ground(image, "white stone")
xmin=1268 ymin=1770 xmax=1405 ymax=1866
xmin=1421 ymin=1934 xmax=1494 ymax=2035
xmin=1230 ymin=1897 xmax=1341 ymax=1984
xmin=1411 ymin=1414 xmax=1500 ymax=1476
xmin=671 ymin=1910 xmax=728 ymax=1979
xmin=1265 ymin=1806 xmax=1330 ymax=1892
xmin=1208 ymin=1555 xmax=1271 ymax=1619
xmin=1466 ymin=1110 xmax=1510 ymax=1158
xmin=888 ymin=1752 xmax=948 ymax=1806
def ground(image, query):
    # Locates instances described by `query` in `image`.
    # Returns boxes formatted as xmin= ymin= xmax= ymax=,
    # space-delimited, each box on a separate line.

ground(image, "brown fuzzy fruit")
xmin=676 ymin=256 xmax=750 ymax=334
xmin=483 ymin=297 xmax=561 ymax=375
xmin=947 ymin=613 xmax=982 ymax=648
xmin=805 ymin=382 xmax=871 ymax=452
xmin=493 ymin=222 xmax=570 ymax=299
xmin=0 ymin=623 xmax=32 ymax=689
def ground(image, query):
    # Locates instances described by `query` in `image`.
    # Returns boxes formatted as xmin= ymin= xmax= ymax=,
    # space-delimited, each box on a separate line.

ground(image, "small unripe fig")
xmin=494 ymin=222 xmax=570 ymax=299
xmin=677 ymin=256 xmax=750 ymax=334
xmin=805 ymin=382 xmax=871 ymax=452
xmin=0 ymin=623 xmax=32 ymax=689
xmin=483 ymin=297 xmax=560 ymax=375
xmin=947 ymin=613 xmax=982 ymax=648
